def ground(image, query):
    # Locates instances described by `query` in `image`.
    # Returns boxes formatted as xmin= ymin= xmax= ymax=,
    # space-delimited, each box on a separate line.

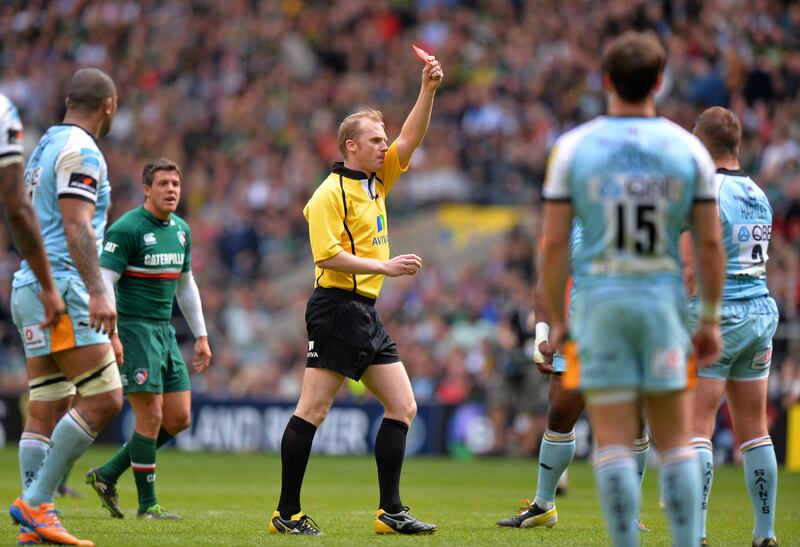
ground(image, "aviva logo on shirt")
xmin=373 ymin=214 xmax=388 ymax=246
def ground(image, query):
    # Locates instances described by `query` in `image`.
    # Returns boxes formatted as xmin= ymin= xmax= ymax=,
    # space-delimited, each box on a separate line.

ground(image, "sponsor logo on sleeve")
xmin=68 ymin=172 xmax=98 ymax=195
xmin=307 ymin=340 xmax=319 ymax=358
xmin=7 ymin=128 xmax=22 ymax=146
xmin=104 ymin=241 xmax=118 ymax=253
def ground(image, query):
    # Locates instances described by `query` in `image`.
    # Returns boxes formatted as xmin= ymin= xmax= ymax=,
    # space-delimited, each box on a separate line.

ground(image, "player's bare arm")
xmin=395 ymin=59 xmax=444 ymax=166
xmin=689 ymin=201 xmax=725 ymax=368
xmin=0 ymin=163 xmax=47 ymax=262
xmin=0 ymin=162 xmax=64 ymax=327
xmin=532 ymin=276 xmax=556 ymax=374
xmin=679 ymin=231 xmax=697 ymax=297
xmin=316 ymin=251 xmax=422 ymax=277
xmin=541 ymin=202 xmax=573 ymax=351
xmin=61 ymin=197 xmax=116 ymax=334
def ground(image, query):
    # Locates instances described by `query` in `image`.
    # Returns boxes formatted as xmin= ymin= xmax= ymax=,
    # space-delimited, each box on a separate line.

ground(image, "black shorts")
xmin=305 ymin=288 xmax=400 ymax=380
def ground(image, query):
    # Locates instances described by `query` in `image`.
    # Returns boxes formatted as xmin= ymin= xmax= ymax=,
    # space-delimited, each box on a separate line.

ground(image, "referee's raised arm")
xmin=395 ymin=57 xmax=444 ymax=167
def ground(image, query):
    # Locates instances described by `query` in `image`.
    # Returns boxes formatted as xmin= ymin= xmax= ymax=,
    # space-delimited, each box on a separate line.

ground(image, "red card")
xmin=412 ymin=44 xmax=434 ymax=62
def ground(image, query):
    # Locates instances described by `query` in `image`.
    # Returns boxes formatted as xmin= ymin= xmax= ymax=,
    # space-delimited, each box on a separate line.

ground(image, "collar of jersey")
xmin=716 ymin=167 xmax=746 ymax=177
xmin=56 ymin=123 xmax=99 ymax=146
xmin=332 ymin=162 xmax=371 ymax=181
xmin=140 ymin=205 xmax=171 ymax=227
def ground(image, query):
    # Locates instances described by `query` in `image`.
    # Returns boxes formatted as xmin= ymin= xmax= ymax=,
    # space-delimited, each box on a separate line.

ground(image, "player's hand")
xmin=422 ymin=58 xmax=443 ymax=91
xmin=383 ymin=254 xmax=422 ymax=277
xmin=192 ymin=336 xmax=212 ymax=373
xmin=534 ymin=340 xmax=556 ymax=375
xmin=110 ymin=332 xmax=124 ymax=365
xmin=88 ymin=293 xmax=116 ymax=335
xmin=38 ymin=286 xmax=66 ymax=329
xmin=692 ymin=321 xmax=722 ymax=369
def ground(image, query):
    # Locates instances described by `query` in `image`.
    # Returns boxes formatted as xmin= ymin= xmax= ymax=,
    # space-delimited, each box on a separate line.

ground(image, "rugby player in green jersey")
xmin=86 ymin=158 xmax=211 ymax=520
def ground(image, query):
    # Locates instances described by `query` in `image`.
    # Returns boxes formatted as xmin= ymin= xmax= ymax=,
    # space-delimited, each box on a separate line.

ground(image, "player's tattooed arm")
xmin=61 ymin=197 xmax=105 ymax=295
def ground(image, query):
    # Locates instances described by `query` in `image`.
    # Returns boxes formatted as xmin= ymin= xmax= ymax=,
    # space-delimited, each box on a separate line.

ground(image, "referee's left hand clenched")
xmin=192 ymin=335 xmax=212 ymax=373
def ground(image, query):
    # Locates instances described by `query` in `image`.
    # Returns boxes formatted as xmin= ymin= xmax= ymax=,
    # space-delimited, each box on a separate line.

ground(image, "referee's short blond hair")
xmin=337 ymin=109 xmax=384 ymax=157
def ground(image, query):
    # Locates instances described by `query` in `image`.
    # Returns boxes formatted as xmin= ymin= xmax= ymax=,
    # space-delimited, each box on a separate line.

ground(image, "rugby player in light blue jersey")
xmin=684 ymin=107 xmax=780 ymax=547
xmin=0 ymin=92 xmax=64 ymax=333
xmin=497 ymin=222 xmax=651 ymax=532
xmin=9 ymin=68 xmax=122 ymax=547
xmin=540 ymin=31 xmax=725 ymax=547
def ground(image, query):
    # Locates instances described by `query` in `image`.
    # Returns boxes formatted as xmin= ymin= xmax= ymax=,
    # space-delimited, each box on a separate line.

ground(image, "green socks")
xmin=98 ymin=428 xmax=174 ymax=483
xmin=129 ymin=432 xmax=158 ymax=512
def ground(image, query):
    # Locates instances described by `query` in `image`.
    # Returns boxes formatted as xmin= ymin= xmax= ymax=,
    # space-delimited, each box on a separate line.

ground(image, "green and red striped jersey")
xmin=100 ymin=206 xmax=191 ymax=320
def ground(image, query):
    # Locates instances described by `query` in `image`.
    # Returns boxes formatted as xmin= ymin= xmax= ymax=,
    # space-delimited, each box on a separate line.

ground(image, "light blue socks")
xmin=741 ymin=436 xmax=778 ymax=542
xmin=19 ymin=432 xmax=51 ymax=491
xmin=594 ymin=445 xmax=639 ymax=547
xmin=23 ymin=410 xmax=96 ymax=506
xmin=691 ymin=436 xmax=714 ymax=538
xmin=660 ymin=446 xmax=700 ymax=546
xmin=534 ymin=429 xmax=576 ymax=510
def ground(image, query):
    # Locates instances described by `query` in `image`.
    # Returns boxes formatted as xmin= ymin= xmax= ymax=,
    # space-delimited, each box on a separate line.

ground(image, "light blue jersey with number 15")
xmin=543 ymin=116 xmax=716 ymax=290
xmin=542 ymin=115 xmax=716 ymax=392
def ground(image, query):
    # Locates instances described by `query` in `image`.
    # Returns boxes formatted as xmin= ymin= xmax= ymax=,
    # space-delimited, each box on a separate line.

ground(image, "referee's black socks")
xmin=277 ymin=415 xmax=317 ymax=519
xmin=375 ymin=417 xmax=409 ymax=514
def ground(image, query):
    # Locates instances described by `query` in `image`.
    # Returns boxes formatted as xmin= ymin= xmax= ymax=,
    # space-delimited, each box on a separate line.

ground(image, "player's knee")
xmin=137 ymin=405 xmax=163 ymax=432
xmin=163 ymin=412 xmax=191 ymax=434
xmin=82 ymin=388 xmax=123 ymax=426
xmin=547 ymin=408 xmax=579 ymax=433
xmin=27 ymin=398 xmax=71 ymax=430
xmin=103 ymin=389 xmax=124 ymax=418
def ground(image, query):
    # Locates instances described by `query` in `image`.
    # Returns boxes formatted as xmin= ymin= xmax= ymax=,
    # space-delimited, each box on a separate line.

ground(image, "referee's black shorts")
xmin=305 ymin=287 xmax=400 ymax=380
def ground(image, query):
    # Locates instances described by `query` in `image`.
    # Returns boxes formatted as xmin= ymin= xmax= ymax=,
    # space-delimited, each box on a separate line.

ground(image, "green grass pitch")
xmin=0 ymin=447 xmax=798 ymax=545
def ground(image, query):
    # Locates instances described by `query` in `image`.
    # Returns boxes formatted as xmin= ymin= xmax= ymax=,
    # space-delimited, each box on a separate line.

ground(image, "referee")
xmin=268 ymin=57 xmax=444 ymax=536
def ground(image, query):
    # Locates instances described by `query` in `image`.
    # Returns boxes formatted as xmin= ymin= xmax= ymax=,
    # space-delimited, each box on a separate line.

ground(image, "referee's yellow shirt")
xmin=304 ymin=140 xmax=408 ymax=299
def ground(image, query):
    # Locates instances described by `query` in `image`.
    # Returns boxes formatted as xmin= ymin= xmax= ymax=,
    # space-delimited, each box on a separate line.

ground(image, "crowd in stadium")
xmin=1 ymin=0 xmax=799 ymax=438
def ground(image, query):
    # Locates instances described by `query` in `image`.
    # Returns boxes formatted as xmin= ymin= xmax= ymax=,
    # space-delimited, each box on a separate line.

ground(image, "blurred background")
xmin=0 ymin=0 xmax=798 ymax=464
